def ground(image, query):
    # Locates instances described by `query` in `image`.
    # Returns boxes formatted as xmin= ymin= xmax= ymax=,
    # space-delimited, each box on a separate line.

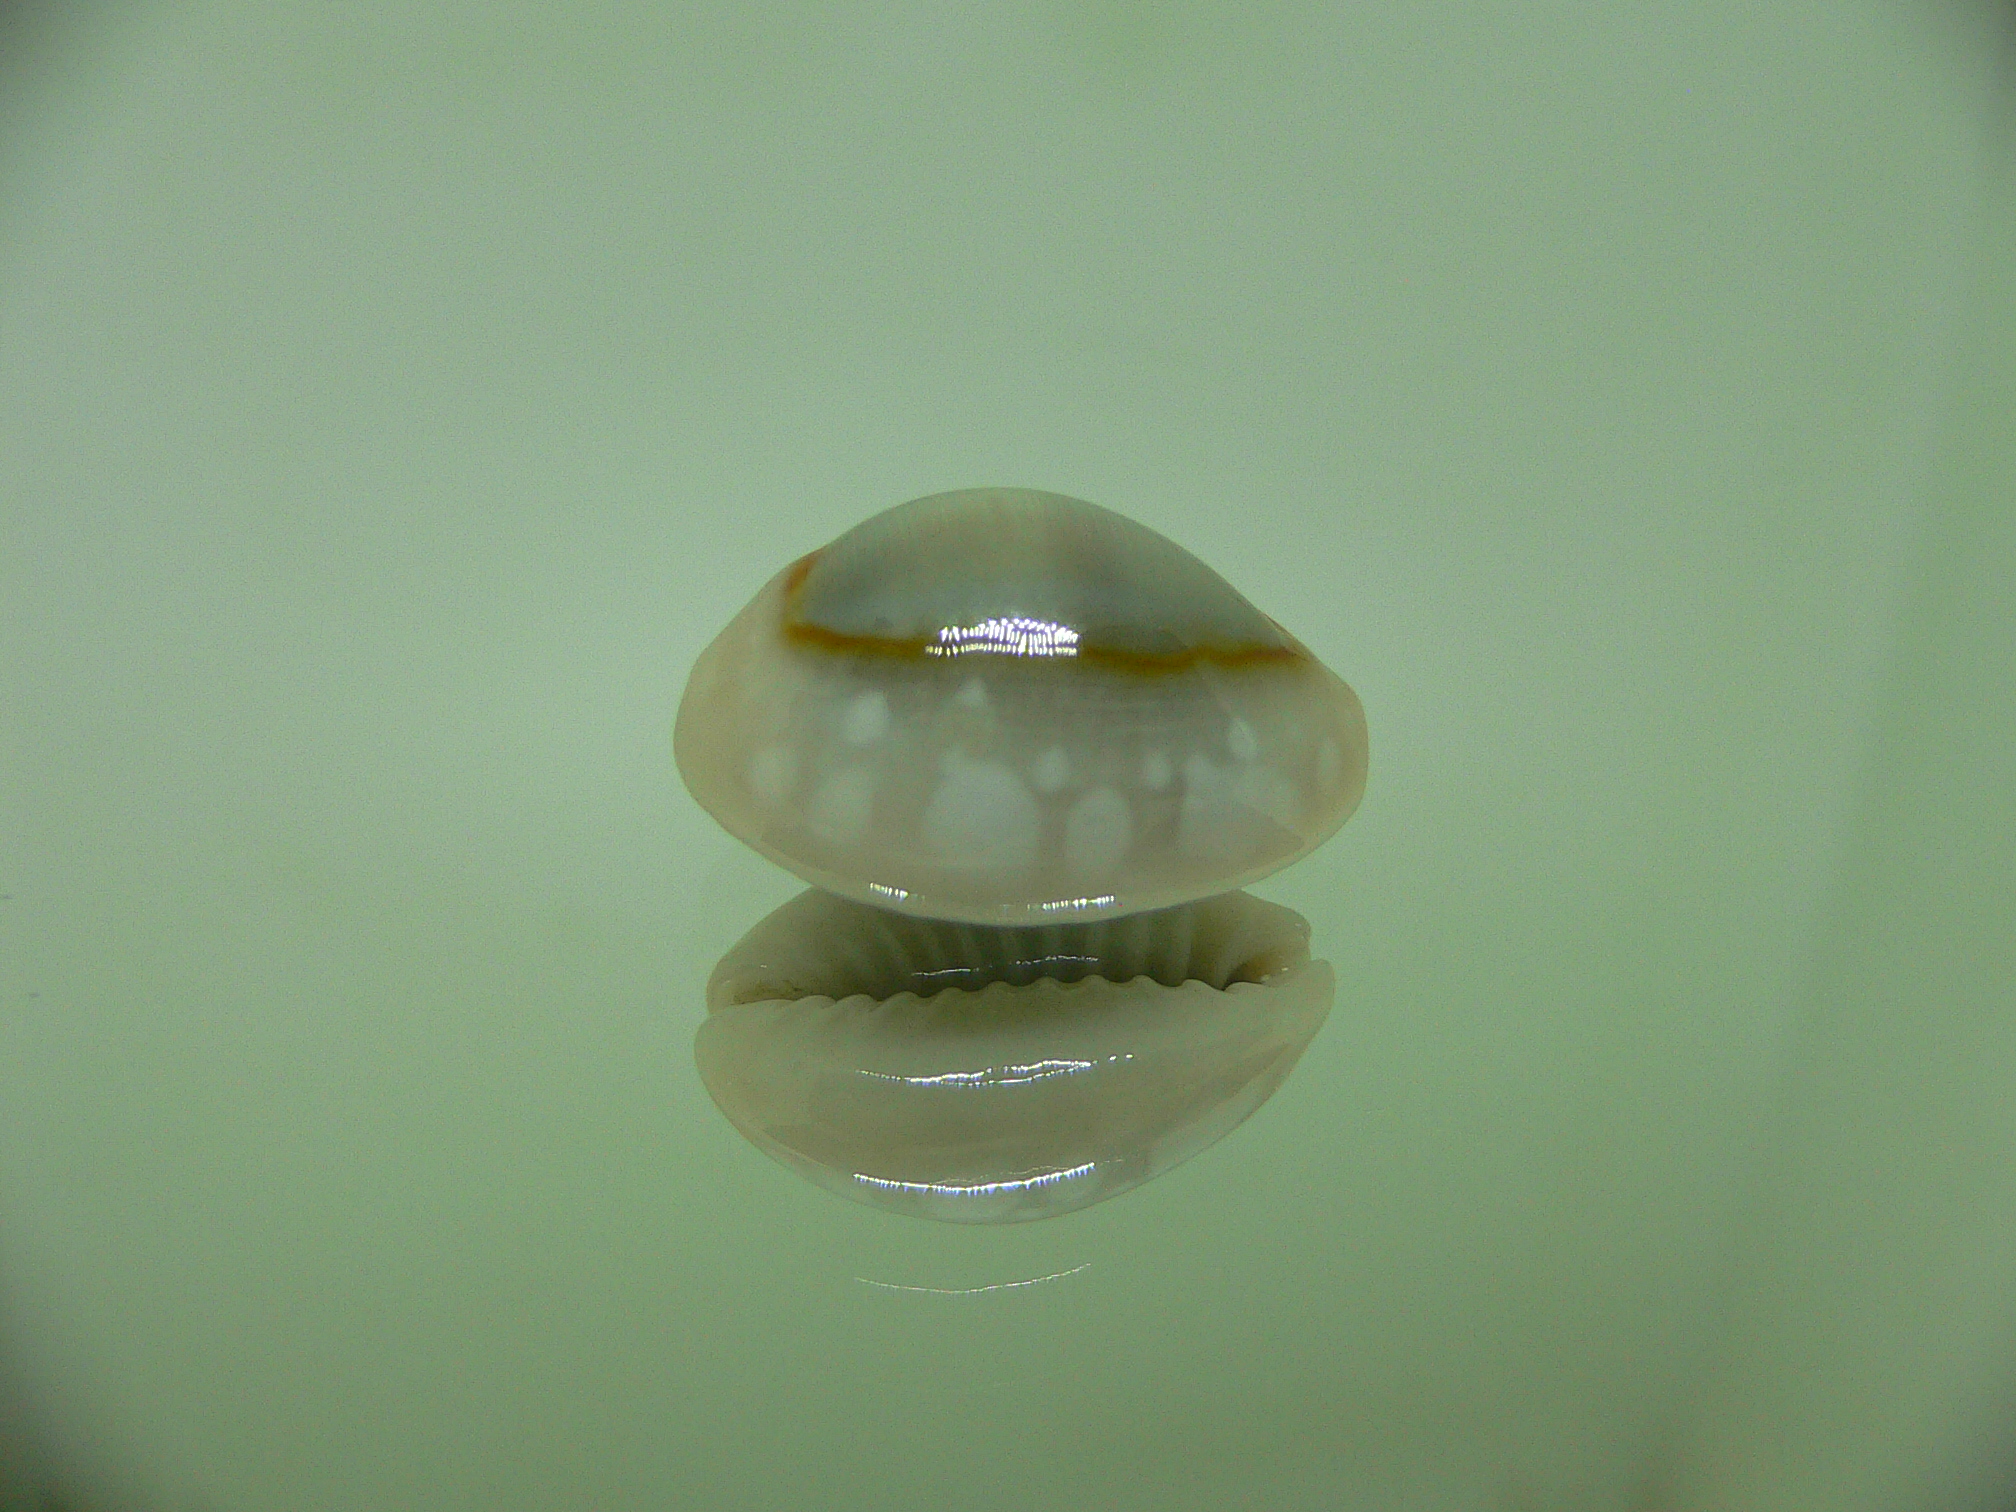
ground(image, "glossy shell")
xmin=675 ymin=488 xmax=1367 ymax=923
xmin=696 ymin=889 xmax=1333 ymax=1224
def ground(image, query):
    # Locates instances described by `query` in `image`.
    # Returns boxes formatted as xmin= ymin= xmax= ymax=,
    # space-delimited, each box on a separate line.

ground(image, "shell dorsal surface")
xmin=675 ymin=488 xmax=1367 ymax=923
xmin=787 ymin=489 xmax=1296 ymax=663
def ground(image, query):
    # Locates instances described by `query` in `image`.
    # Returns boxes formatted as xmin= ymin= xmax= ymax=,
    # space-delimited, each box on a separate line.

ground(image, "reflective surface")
xmin=1 ymin=4 xmax=2010 ymax=1510
xmin=697 ymin=889 xmax=1330 ymax=1222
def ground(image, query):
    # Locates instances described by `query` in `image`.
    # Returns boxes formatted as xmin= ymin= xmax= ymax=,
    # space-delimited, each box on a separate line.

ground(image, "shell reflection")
xmin=696 ymin=889 xmax=1333 ymax=1223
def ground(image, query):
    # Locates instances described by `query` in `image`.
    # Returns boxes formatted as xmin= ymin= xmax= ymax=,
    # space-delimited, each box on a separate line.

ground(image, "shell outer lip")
xmin=704 ymin=887 xmax=1315 ymax=1011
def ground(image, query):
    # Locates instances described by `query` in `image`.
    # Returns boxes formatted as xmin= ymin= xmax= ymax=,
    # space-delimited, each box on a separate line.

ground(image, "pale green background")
xmin=1 ymin=4 xmax=2012 ymax=1510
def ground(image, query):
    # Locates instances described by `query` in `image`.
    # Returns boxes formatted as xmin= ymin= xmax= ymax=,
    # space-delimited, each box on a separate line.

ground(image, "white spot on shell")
xmin=748 ymin=745 xmax=797 ymax=808
xmin=1234 ymin=765 xmax=1301 ymax=831
xmin=1227 ymin=717 xmax=1259 ymax=762
xmin=923 ymin=757 xmax=1038 ymax=874
xmin=1178 ymin=755 xmax=1245 ymax=862
xmin=1030 ymin=746 xmax=1073 ymax=794
xmin=953 ymin=677 xmax=989 ymax=710
xmin=841 ymin=690 xmax=890 ymax=747
xmin=1064 ymin=788 xmax=1132 ymax=881
xmin=1141 ymin=750 xmax=1174 ymax=791
xmin=809 ymin=766 xmax=876 ymax=845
